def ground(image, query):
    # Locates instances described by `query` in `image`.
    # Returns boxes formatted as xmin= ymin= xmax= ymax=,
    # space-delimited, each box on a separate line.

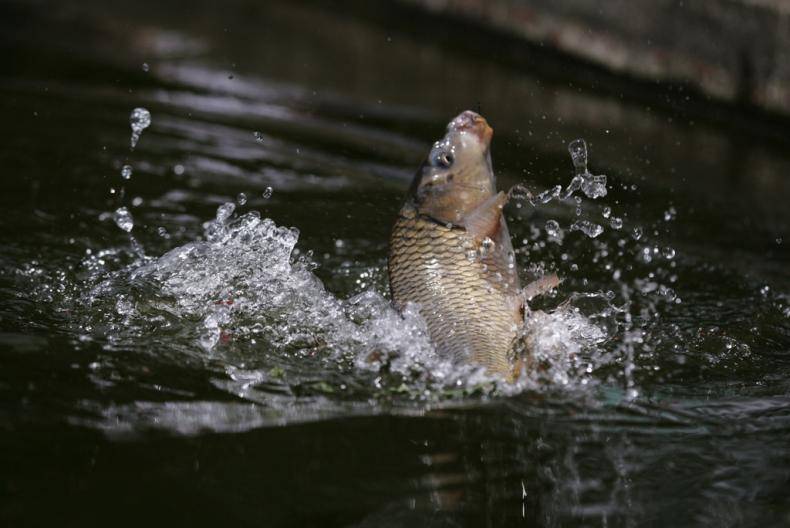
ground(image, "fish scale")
xmin=389 ymin=206 xmax=522 ymax=375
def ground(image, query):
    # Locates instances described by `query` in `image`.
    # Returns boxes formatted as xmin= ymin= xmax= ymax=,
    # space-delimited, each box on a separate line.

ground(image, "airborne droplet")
xmin=129 ymin=107 xmax=151 ymax=149
xmin=570 ymin=220 xmax=603 ymax=238
xmin=568 ymin=138 xmax=588 ymax=171
xmin=113 ymin=207 xmax=134 ymax=232
xmin=545 ymin=219 xmax=560 ymax=237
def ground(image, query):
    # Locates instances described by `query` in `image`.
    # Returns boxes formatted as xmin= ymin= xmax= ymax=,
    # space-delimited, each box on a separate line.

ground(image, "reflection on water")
xmin=1 ymin=0 xmax=789 ymax=526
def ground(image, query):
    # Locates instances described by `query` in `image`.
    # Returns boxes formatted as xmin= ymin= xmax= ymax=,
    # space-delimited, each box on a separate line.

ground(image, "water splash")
xmin=129 ymin=107 xmax=151 ymax=149
xmin=566 ymin=139 xmax=607 ymax=199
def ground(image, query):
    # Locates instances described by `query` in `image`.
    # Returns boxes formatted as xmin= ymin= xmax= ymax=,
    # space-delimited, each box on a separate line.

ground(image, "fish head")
xmin=408 ymin=110 xmax=496 ymax=224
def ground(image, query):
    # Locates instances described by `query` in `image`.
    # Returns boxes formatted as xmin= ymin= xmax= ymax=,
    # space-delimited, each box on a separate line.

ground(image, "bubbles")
xmin=661 ymin=247 xmax=676 ymax=259
xmin=610 ymin=217 xmax=623 ymax=230
xmin=129 ymin=107 xmax=151 ymax=149
xmin=632 ymin=226 xmax=643 ymax=240
xmin=236 ymin=192 xmax=247 ymax=206
xmin=570 ymin=220 xmax=604 ymax=238
xmin=120 ymin=164 xmax=133 ymax=180
xmin=602 ymin=206 xmax=611 ymax=218
xmin=262 ymin=186 xmax=273 ymax=199
xmin=113 ymin=207 xmax=134 ymax=232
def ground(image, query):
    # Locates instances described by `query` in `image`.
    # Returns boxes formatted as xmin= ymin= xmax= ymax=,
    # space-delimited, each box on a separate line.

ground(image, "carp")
xmin=388 ymin=110 xmax=558 ymax=378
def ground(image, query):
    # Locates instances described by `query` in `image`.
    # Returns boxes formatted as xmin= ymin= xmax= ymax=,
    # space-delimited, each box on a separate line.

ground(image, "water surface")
xmin=1 ymin=1 xmax=789 ymax=526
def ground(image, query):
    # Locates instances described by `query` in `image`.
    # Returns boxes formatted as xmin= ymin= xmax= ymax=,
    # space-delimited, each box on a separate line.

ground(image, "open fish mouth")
xmin=448 ymin=110 xmax=493 ymax=145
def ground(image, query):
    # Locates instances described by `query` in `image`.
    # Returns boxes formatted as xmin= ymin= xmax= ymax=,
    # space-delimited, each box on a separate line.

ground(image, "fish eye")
xmin=432 ymin=150 xmax=454 ymax=169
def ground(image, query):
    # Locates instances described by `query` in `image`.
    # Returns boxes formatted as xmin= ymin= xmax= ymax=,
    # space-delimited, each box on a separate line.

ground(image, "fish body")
xmin=388 ymin=111 xmax=526 ymax=376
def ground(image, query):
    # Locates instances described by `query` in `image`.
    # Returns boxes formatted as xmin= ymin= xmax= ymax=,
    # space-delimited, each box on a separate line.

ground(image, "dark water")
xmin=1 ymin=1 xmax=789 ymax=526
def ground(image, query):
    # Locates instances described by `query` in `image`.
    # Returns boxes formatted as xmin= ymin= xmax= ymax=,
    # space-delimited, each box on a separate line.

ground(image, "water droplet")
xmin=253 ymin=131 xmax=264 ymax=143
xmin=610 ymin=217 xmax=623 ymax=229
xmin=661 ymin=247 xmax=676 ymax=259
xmin=173 ymin=164 xmax=185 ymax=176
xmin=113 ymin=207 xmax=134 ymax=232
xmin=142 ymin=63 xmax=150 ymax=72
xmin=479 ymin=237 xmax=495 ymax=257
xmin=509 ymin=183 xmax=532 ymax=201
xmin=563 ymin=175 xmax=584 ymax=199
xmin=216 ymin=202 xmax=235 ymax=223
xmin=237 ymin=193 xmax=247 ymax=205
xmin=602 ymin=206 xmax=611 ymax=218
xmin=129 ymin=107 xmax=151 ymax=149
xmin=632 ymin=226 xmax=643 ymax=240
xmin=663 ymin=206 xmax=677 ymax=221
xmin=529 ymin=185 xmax=561 ymax=206
xmin=570 ymin=220 xmax=603 ymax=238
xmin=131 ymin=196 xmax=143 ymax=207
xmin=120 ymin=164 xmax=133 ymax=180
xmin=659 ymin=285 xmax=676 ymax=301
xmin=568 ymin=139 xmax=587 ymax=171
xmin=545 ymin=219 xmax=560 ymax=237
xmin=262 ymin=186 xmax=273 ymax=199
xmin=581 ymin=174 xmax=607 ymax=199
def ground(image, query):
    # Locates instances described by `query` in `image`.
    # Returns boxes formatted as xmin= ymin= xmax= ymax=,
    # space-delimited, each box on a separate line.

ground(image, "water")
xmin=1 ymin=0 xmax=789 ymax=526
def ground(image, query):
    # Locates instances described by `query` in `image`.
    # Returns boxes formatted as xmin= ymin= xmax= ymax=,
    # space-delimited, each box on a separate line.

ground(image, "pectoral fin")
xmin=462 ymin=191 xmax=508 ymax=241
xmin=523 ymin=273 xmax=561 ymax=300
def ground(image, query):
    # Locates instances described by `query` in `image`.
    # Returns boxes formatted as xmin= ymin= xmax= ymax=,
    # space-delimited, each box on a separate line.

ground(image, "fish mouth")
xmin=448 ymin=110 xmax=493 ymax=146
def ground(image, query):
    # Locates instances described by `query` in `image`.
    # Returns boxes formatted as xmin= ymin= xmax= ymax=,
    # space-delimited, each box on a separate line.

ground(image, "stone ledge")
xmin=401 ymin=0 xmax=790 ymax=116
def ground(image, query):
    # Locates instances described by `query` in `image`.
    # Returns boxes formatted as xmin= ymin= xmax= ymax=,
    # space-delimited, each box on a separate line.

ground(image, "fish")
xmin=388 ymin=110 xmax=558 ymax=378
